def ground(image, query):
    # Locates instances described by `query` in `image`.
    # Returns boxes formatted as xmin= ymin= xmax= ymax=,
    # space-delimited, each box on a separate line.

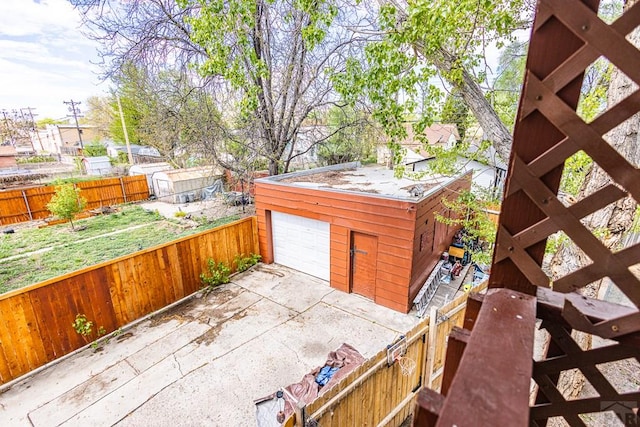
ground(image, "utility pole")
xmin=1 ymin=110 xmax=15 ymax=144
xmin=10 ymin=109 xmax=35 ymax=152
xmin=116 ymin=95 xmax=134 ymax=164
xmin=22 ymin=107 xmax=44 ymax=151
xmin=63 ymin=99 xmax=84 ymax=150
xmin=17 ymin=109 xmax=36 ymax=152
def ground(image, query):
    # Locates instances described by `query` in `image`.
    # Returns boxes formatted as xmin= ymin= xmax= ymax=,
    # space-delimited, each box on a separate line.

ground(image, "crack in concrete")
xmin=173 ymin=354 xmax=184 ymax=377
xmin=124 ymin=359 xmax=140 ymax=375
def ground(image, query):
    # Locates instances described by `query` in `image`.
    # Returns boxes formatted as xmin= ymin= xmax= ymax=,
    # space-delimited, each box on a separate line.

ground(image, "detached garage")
xmin=255 ymin=162 xmax=472 ymax=313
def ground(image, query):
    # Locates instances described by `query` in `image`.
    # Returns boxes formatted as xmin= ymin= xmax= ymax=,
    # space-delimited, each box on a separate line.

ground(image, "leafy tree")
xmin=35 ymin=118 xmax=67 ymax=129
xmin=110 ymin=65 xmax=145 ymax=146
xmin=83 ymin=142 xmax=107 ymax=157
xmin=47 ymin=184 xmax=87 ymax=231
xmin=333 ymin=0 xmax=530 ymax=169
xmin=110 ymin=65 xmax=227 ymax=168
xmin=441 ymin=90 xmax=470 ymax=139
xmin=182 ymin=0 xmax=368 ymax=175
xmin=491 ymin=41 xmax=528 ymax=132
xmin=79 ymin=0 xmax=371 ymax=176
xmin=317 ymin=106 xmax=378 ymax=166
xmin=435 ymin=188 xmax=498 ymax=266
xmin=81 ymin=96 xmax=114 ymax=138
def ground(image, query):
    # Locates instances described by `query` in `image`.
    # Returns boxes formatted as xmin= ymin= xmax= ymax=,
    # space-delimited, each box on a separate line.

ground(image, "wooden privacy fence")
xmin=0 ymin=175 xmax=150 ymax=225
xmin=0 ymin=217 xmax=259 ymax=385
xmin=297 ymin=282 xmax=487 ymax=427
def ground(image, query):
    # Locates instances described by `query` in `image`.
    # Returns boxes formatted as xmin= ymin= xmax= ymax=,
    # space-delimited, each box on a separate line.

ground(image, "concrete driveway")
xmin=0 ymin=264 xmax=419 ymax=426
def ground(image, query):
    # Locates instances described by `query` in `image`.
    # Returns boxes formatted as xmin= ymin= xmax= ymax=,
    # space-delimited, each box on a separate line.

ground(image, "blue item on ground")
xmin=315 ymin=365 xmax=340 ymax=386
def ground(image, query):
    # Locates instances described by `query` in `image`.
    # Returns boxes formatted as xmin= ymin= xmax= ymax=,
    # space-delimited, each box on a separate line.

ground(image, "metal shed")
xmin=151 ymin=166 xmax=223 ymax=203
xmin=82 ymin=156 xmax=112 ymax=176
xmin=129 ymin=162 xmax=173 ymax=196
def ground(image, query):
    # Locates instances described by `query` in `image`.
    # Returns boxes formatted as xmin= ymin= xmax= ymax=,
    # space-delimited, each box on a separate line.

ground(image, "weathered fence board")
xmin=0 ymin=176 xmax=149 ymax=225
xmin=0 ymin=217 xmax=259 ymax=385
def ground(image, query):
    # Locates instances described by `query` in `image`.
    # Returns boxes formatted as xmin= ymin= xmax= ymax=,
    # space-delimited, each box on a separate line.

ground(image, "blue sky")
xmin=0 ymin=0 xmax=107 ymax=121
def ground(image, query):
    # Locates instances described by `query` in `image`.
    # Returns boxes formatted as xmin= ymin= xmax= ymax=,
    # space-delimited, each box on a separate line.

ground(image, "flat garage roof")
xmin=260 ymin=162 xmax=464 ymax=201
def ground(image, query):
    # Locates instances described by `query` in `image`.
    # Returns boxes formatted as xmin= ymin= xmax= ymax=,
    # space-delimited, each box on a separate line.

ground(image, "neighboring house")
xmin=129 ymin=162 xmax=173 ymax=196
xmin=0 ymin=146 xmax=18 ymax=168
xmin=152 ymin=166 xmax=224 ymax=203
xmin=254 ymin=162 xmax=472 ymax=313
xmin=43 ymin=124 xmax=103 ymax=155
xmin=377 ymin=123 xmax=461 ymax=166
xmin=82 ymin=156 xmax=113 ymax=176
xmin=377 ymin=122 xmax=507 ymax=197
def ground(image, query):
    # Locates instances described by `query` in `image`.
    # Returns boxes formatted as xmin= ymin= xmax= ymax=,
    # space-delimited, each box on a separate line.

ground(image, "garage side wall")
xmin=409 ymin=173 xmax=473 ymax=301
xmin=255 ymin=182 xmax=417 ymax=312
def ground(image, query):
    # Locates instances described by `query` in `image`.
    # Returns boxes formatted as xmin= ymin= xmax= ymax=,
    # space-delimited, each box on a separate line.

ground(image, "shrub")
xmin=72 ymin=313 xmax=106 ymax=349
xmin=200 ymin=258 xmax=231 ymax=289
xmin=47 ymin=184 xmax=87 ymax=230
xmin=234 ymin=253 xmax=261 ymax=273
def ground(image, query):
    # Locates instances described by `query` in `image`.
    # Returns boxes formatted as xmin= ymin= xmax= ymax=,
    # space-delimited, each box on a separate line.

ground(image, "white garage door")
xmin=271 ymin=211 xmax=330 ymax=281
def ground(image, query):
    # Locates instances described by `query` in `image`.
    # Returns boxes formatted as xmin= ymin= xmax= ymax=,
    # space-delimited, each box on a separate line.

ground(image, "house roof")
xmin=82 ymin=156 xmax=111 ymax=165
xmin=155 ymin=166 xmax=223 ymax=182
xmin=0 ymin=146 xmax=18 ymax=157
xmin=129 ymin=162 xmax=172 ymax=175
xmin=258 ymin=162 xmax=467 ymax=201
xmin=397 ymin=123 xmax=461 ymax=159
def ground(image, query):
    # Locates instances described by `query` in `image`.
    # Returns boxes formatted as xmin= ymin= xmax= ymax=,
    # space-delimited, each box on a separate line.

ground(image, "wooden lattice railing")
xmin=414 ymin=0 xmax=640 ymax=425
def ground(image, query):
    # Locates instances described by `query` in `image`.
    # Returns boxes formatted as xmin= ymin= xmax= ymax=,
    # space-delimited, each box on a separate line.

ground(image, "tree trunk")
xmin=435 ymin=49 xmax=513 ymax=164
xmin=546 ymin=0 xmax=640 ymax=406
xmin=390 ymin=0 xmax=514 ymax=164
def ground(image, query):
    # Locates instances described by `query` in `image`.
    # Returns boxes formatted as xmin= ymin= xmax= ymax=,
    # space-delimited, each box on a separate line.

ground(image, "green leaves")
xmin=332 ymin=0 xmax=526 ymax=171
xmin=47 ymin=184 xmax=87 ymax=230
xmin=435 ymin=188 xmax=498 ymax=265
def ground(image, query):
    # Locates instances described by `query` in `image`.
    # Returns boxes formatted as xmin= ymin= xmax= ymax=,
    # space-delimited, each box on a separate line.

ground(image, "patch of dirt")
xmin=60 ymin=373 xmax=109 ymax=404
xmin=149 ymin=300 xmax=197 ymax=327
xmin=115 ymin=332 xmax=134 ymax=342
xmin=343 ymin=187 xmax=380 ymax=194
xmin=400 ymin=183 xmax=437 ymax=192
xmin=195 ymin=309 xmax=248 ymax=345
xmin=204 ymin=286 xmax=242 ymax=306
xmin=280 ymin=169 xmax=356 ymax=186
xmin=254 ymin=264 xmax=285 ymax=277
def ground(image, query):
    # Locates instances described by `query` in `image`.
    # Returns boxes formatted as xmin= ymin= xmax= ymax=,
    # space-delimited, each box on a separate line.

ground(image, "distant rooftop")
xmin=261 ymin=162 xmax=466 ymax=201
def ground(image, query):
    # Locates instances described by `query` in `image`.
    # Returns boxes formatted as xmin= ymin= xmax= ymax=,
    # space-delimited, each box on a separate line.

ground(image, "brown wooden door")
xmin=350 ymin=232 xmax=378 ymax=300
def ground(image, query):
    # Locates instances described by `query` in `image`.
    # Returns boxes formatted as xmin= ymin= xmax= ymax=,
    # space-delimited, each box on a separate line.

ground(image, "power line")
xmin=63 ymin=99 xmax=84 ymax=150
xmin=21 ymin=107 xmax=44 ymax=151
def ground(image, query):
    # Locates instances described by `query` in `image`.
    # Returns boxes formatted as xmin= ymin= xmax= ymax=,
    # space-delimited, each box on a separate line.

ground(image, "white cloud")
xmin=0 ymin=0 xmax=82 ymax=37
xmin=0 ymin=0 xmax=107 ymax=119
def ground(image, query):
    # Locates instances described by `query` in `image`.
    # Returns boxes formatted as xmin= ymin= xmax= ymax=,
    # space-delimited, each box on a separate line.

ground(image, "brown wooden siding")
xmin=255 ymin=182 xmax=416 ymax=312
xmin=330 ymin=224 xmax=350 ymax=292
xmin=0 ymin=217 xmax=258 ymax=385
xmin=0 ymin=176 xmax=149 ymax=225
xmin=409 ymin=174 xmax=472 ymax=301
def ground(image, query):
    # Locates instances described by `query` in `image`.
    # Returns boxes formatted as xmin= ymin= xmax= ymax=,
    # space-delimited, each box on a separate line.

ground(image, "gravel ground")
xmin=138 ymin=197 xmax=255 ymax=222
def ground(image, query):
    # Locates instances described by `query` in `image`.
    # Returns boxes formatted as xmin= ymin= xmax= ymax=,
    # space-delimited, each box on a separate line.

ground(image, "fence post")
xmin=119 ymin=177 xmax=128 ymax=203
xmin=426 ymin=305 xmax=438 ymax=388
xmin=22 ymin=190 xmax=33 ymax=221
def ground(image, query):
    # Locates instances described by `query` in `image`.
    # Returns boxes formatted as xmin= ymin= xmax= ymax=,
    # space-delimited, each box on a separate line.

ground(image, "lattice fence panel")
xmin=490 ymin=0 xmax=640 ymax=425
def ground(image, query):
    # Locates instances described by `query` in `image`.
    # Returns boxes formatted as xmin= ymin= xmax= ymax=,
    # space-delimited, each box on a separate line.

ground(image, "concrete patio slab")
xmin=0 ymin=265 xmax=422 ymax=427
